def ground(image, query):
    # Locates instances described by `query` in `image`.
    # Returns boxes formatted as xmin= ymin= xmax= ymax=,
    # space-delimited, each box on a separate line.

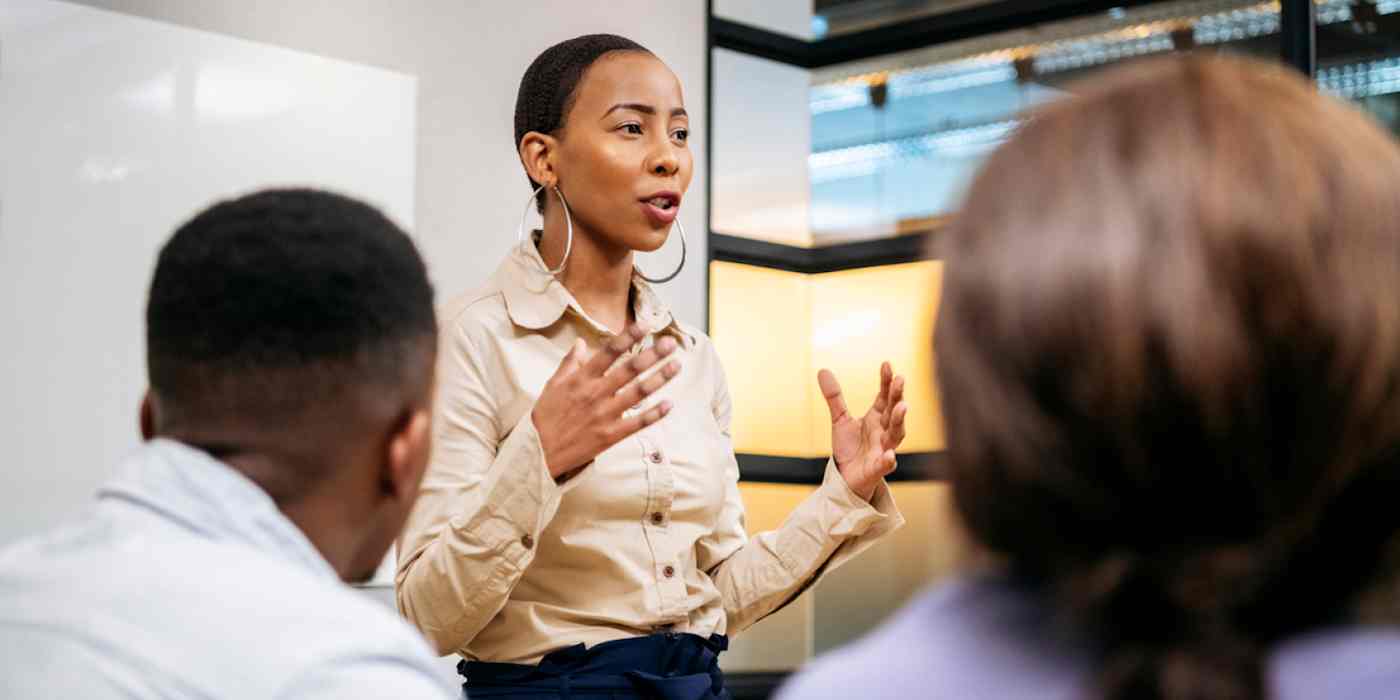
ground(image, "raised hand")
xmin=532 ymin=324 xmax=681 ymax=479
xmin=818 ymin=362 xmax=909 ymax=501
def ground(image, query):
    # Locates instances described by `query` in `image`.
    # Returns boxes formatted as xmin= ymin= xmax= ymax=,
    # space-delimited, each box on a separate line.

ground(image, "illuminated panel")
xmin=710 ymin=260 xmax=944 ymax=460
xmin=807 ymin=261 xmax=945 ymax=455
xmin=709 ymin=261 xmax=816 ymax=457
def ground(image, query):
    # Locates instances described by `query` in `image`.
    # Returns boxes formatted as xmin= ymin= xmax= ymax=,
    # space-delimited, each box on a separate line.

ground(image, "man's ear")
xmin=140 ymin=391 xmax=157 ymax=441
xmin=518 ymin=131 xmax=560 ymax=191
xmin=383 ymin=406 xmax=432 ymax=503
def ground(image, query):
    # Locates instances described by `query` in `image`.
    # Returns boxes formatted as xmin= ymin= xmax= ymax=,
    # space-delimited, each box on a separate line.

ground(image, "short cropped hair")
xmin=146 ymin=188 xmax=436 ymax=426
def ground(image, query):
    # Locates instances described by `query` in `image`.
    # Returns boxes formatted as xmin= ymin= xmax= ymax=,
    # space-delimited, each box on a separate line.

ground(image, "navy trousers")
xmin=459 ymin=632 xmax=730 ymax=699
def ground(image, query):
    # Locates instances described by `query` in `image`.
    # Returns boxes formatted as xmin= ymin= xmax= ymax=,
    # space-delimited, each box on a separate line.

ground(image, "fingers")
xmin=883 ymin=374 xmax=905 ymax=429
xmin=597 ymin=366 xmax=679 ymax=450
xmin=883 ymin=401 xmax=908 ymax=452
xmin=880 ymin=449 xmax=897 ymax=476
xmin=581 ymin=324 xmax=646 ymax=378
xmin=872 ymin=361 xmax=893 ymax=414
xmin=818 ymin=369 xmax=849 ymax=424
xmin=613 ymin=399 xmax=675 ymax=440
xmin=550 ymin=338 xmax=589 ymax=383
xmin=603 ymin=353 xmax=682 ymax=415
xmin=599 ymin=335 xmax=679 ymax=397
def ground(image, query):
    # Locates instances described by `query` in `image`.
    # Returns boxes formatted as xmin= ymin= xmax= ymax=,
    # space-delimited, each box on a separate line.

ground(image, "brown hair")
xmin=936 ymin=54 xmax=1400 ymax=699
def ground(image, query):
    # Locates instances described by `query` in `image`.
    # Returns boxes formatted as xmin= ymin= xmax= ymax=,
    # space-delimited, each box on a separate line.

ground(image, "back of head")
xmin=936 ymin=55 xmax=1400 ymax=699
xmin=146 ymin=188 xmax=436 ymax=502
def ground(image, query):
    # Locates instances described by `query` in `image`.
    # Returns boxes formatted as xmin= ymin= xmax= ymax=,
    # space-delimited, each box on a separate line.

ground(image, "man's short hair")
xmin=146 ymin=188 xmax=436 ymax=426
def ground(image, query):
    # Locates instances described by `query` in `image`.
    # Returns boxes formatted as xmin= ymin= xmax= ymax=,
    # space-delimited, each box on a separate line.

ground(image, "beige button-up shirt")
xmin=395 ymin=238 xmax=904 ymax=664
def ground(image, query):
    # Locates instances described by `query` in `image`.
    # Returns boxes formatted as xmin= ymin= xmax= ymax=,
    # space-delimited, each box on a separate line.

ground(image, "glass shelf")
xmin=1317 ymin=1 xmax=1400 ymax=138
xmin=713 ymin=0 xmax=1377 ymax=250
xmin=800 ymin=0 xmax=1398 ymax=245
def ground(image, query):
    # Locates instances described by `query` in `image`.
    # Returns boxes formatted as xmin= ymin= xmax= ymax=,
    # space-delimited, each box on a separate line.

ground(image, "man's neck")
xmin=159 ymin=427 xmax=367 ymax=582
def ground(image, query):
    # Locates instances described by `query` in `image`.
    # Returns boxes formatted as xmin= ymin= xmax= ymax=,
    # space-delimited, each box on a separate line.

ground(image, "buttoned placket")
xmin=556 ymin=279 xmax=690 ymax=623
xmin=637 ymin=430 xmax=683 ymax=619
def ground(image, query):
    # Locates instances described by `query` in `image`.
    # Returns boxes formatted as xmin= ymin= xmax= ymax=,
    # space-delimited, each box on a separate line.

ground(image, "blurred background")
xmin=3 ymin=1 xmax=1396 ymax=696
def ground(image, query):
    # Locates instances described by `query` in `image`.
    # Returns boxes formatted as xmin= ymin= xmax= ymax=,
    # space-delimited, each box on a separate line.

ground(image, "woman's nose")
xmin=648 ymin=142 xmax=679 ymax=176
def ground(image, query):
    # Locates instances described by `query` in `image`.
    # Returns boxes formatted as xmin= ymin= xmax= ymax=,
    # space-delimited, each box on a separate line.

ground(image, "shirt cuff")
xmin=816 ymin=458 xmax=905 ymax=541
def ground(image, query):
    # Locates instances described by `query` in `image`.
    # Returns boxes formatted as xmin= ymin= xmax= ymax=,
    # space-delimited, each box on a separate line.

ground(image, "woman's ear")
xmin=518 ymin=131 xmax=559 ymax=189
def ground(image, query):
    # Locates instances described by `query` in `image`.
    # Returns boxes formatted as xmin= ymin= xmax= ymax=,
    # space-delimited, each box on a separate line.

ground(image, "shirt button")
xmin=649 ymin=451 xmax=663 ymax=464
xmin=663 ymin=565 xmax=676 ymax=578
xmin=651 ymin=512 xmax=665 ymax=525
xmin=521 ymin=534 xmax=534 ymax=549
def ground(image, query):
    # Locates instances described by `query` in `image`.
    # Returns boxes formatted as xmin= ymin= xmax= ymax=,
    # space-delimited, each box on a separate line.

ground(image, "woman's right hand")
xmin=532 ymin=324 xmax=681 ymax=480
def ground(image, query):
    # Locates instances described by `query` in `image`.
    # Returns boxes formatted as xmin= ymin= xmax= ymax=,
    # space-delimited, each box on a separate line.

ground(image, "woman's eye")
xmin=673 ymin=129 xmax=689 ymax=142
xmin=621 ymin=124 xmax=643 ymax=135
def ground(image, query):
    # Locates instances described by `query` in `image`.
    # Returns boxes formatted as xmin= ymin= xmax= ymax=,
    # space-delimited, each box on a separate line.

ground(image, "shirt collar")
xmin=97 ymin=439 xmax=340 ymax=582
xmin=500 ymin=232 xmax=695 ymax=347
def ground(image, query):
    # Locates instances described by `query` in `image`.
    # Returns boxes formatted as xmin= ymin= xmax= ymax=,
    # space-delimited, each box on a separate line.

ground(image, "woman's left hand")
xmin=819 ymin=362 xmax=908 ymax=501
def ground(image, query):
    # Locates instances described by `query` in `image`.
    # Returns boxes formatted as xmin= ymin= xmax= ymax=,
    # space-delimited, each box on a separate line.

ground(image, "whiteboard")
xmin=0 ymin=0 xmax=418 ymax=554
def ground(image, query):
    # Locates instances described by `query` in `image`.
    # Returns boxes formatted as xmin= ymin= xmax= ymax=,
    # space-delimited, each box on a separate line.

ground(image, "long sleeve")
xmin=409 ymin=249 xmax=903 ymax=664
xmin=395 ymin=315 xmax=569 ymax=654
xmin=695 ymin=347 xmax=905 ymax=635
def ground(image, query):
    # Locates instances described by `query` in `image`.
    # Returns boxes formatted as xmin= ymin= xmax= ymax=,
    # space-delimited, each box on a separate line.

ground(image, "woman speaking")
xmin=396 ymin=34 xmax=908 ymax=699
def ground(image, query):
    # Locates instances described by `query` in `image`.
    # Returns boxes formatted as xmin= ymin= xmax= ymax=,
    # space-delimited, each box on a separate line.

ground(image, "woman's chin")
xmin=627 ymin=229 xmax=670 ymax=253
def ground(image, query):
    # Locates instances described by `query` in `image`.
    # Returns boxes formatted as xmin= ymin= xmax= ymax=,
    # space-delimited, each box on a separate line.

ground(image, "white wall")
xmin=0 ymin=0 xmax=417 ymax=546
xmin=2 ymin=0 xmax=758 ymax=679
xmin=43 ymin=0 xmax=710 ymax=563
xmin=712 ymin=47 xmax=813 ymax=247
xmin=69 ymin=0 xmax=709 ymax=329
xmin=712 ymin=0 xmax=812 ymax=38
xmin=2 ymin=0 xmax=943 ymax=683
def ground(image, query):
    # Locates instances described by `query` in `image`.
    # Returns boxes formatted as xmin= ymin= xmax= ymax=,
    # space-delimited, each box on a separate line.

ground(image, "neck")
xmin=278 ymin=488 xmax=374 ymax=582
xmin=538 ymin=206 xmax=634 ymax=334
xmin=166 ymin=429 xmax=372 ymax=582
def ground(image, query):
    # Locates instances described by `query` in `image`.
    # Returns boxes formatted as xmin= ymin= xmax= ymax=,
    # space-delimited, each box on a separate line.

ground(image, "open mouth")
xmin=640 ymin=191 xmax=681 ymax=226
xmin=645 ymin=195 xmax=678 ymax=210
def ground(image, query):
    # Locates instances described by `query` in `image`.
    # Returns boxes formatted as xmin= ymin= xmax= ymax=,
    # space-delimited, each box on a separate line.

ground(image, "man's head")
xmin=143 ymin=188 xmax=437 ymax=582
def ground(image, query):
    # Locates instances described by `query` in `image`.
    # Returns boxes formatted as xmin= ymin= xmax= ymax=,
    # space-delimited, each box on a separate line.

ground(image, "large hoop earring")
xmin=637 ymin=219 xmax=687 ymax=284
xmin=517 ymin=185 xmax=573 ymax=277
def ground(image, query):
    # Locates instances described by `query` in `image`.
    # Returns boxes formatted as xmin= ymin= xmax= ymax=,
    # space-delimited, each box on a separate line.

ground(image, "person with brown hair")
xmin=779 ymin=54 xmax=1400 ymax=699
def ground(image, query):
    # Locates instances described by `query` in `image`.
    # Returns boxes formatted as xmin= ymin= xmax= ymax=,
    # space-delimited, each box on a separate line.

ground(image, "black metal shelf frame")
xmin=736 ymin=452 xmax=949 ymax=484
xmin=714 ymin=0 xmax=1164 ymax=69
xmin=709 ymin=231 xmax=936 ymax=274
xmin=709 ymin=0 xmax=1318 ymax=74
